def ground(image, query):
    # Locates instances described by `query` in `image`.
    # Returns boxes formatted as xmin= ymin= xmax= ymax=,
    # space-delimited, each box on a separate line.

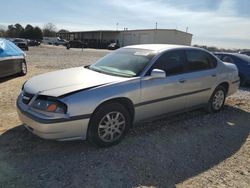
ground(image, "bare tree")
xmin=43 ymin=23 xmax=57 ymax=37
xmin=58 ymin=29 xmax=69 ymax=33
xmin=0 ymin=25 xmax=6 ymax=37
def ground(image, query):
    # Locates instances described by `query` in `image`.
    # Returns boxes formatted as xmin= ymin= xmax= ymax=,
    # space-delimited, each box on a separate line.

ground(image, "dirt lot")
xmin=0 ymin=45 xmax=249 ymax=188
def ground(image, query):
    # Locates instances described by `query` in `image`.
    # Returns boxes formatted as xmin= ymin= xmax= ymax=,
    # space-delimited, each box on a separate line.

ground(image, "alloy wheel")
xmin=98 ymin=111 xmax=126 ymax=142
xmin=212 ymin=90 xmax=225 ymax=110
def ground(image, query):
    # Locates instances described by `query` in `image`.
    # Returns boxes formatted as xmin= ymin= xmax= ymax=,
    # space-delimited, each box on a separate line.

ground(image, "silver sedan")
xmin=17 ymin=44 xmax=239 ymax=147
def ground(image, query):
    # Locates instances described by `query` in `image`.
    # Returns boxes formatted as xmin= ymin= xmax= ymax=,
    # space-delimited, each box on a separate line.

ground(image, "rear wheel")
xmin=19 ymin=60 xmax=27 ymax=76
xmin=87 ymin=103 xmax=131 ymax=147
xmin=206 ymin=85 xmax=226 ymax=113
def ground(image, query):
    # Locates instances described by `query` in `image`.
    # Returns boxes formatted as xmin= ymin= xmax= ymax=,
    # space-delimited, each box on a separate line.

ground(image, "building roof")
xmin=121 ymin=29 xmax=193 ymax=36
xmin=58 ymin=29 xmax=192 ymax=36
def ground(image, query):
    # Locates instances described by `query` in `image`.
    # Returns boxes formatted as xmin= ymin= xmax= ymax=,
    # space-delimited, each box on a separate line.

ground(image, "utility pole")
xmin=116 ymin=23 xmax=119 ymax=31
xmin=155 ymin=22 xmax=158 ymax=29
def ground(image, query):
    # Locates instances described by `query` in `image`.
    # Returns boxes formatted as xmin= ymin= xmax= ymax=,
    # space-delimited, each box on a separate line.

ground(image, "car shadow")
xmin=0 ymin=106 xmax=249 ymax=188
xmin=239 ymin=85 xmax=250 ymax=92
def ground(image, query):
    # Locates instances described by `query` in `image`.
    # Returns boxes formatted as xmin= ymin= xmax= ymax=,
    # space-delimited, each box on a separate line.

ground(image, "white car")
xmin=17 ymin=44 xmax=239 ymax=147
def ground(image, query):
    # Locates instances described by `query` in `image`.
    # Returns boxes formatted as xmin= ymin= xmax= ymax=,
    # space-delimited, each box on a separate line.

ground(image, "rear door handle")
xmin=211 ymin=74 xmax=217 ymax=77
xmin=179 ymin=79 xmax=187 ymax=83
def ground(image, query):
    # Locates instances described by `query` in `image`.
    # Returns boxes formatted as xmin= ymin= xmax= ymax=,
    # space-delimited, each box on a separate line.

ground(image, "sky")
xmin=1 ymin=0 xmax=250 ymax=49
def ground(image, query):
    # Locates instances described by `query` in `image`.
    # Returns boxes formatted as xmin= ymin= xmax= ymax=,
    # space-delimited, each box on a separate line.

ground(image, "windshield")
xmin=89 ymin=48 xmax=155 ymax=77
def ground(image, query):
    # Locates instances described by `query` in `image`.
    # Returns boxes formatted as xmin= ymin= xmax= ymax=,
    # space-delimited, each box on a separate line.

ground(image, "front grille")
xmin=22 ymin=92 xmax=34 ymax=105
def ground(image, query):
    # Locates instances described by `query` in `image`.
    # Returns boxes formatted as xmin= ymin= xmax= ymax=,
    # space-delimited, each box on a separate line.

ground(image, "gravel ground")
xmin=0 ymin=45 xmax=249 ymax=188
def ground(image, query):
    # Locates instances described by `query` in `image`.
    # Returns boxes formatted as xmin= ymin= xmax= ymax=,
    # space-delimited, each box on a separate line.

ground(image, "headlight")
xmin=32 ymin=97 xmax=67 ymax=114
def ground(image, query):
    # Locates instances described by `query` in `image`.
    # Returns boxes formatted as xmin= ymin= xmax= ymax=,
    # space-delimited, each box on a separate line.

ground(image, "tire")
xmin=206 ymin=85 xmax=226 ymax=113
xmin=19 ymin=60 xmax=27 ymax=76
xmin=87 ymin=103 xmax=131 ymax=147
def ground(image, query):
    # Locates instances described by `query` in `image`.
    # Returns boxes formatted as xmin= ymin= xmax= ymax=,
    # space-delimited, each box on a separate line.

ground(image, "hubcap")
xmin=98 ymin=111 xmax=126 ymax=142
xmin=22 ymin=62 xmax=27 ymax=74
xmin=212 ymin=90 xmax=225 ymax=110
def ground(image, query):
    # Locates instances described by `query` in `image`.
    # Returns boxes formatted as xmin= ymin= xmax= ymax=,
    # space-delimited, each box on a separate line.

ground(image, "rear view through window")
xmin=186 ymin=50 xmax=217 ymax=71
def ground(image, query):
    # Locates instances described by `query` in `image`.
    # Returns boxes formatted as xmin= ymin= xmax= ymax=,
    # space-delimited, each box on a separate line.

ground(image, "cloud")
xmin=105 ymin=0 xmax=250 ymax=48
xmin=1 ymin=0 xmax=249 ymax=48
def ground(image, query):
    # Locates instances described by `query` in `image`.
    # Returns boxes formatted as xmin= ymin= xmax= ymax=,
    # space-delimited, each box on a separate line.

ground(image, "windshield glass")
xmin=89 ymin=48 xmax=155 ymax=77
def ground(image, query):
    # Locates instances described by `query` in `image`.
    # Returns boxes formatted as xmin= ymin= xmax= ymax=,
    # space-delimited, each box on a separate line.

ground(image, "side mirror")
xmin=150 ymin=69 xmax=166 ymax=79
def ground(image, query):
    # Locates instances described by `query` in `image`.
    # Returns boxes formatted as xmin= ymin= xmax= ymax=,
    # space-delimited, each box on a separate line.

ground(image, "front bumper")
xmin=17 ymin=95 xmax=90 ymax=141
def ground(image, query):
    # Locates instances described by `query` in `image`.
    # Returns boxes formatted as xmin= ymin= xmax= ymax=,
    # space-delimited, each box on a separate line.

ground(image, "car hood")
xmin=23 ymin=67 xmax=130 ymax=97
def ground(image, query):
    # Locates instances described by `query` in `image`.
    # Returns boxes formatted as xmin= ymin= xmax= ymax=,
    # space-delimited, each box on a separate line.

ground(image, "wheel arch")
xmin=217 ymin=82 xmax=229 ymax=94
xmin=90 ymin=97 xmax=135 ymax=124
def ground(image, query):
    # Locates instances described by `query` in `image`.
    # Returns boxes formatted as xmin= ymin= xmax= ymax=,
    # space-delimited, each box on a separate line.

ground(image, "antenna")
xmin=186 ymin=27 xmax=189 ymax=33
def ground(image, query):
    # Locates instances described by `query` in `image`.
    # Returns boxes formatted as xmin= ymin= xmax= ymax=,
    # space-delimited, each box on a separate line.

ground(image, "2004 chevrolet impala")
xmin=17 ymin=44 xmax=239 ymax=147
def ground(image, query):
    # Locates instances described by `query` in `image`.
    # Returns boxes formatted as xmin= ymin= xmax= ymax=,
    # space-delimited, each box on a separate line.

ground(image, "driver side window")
xmin=152 ymin=50 xmax=186 ymax=76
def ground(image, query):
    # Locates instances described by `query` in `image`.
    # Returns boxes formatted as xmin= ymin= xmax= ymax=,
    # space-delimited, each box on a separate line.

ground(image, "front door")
xmin=136 ymin=50 xmax=189 ymax=121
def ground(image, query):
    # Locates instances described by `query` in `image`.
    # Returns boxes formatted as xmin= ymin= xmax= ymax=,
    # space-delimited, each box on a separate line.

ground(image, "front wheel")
xmin=87 ymin=103 xmax=131 ymax=147
xmin=19 ymin=60 xmax=27 ymax=76
xmin=206 ymin=86 xmax=226 ymax=113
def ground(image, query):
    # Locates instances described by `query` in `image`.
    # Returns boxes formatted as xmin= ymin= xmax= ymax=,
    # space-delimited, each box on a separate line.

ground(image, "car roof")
xmin=214 ymin=52 xmax=250 ymax=61
xmin=123 ymin=44 xmax=198 ymax=53
xmin=214 ymin=52 xmax=245 ymax=57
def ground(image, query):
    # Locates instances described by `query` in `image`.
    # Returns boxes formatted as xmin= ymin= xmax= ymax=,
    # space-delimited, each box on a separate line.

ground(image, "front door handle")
xmin=211 ymin=74 xmax=217 ymax=77
xmin=179 ymin=79 xmax=187 ymax=83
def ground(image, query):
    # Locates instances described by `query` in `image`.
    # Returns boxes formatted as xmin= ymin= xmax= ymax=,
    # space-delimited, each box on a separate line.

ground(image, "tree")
xmin=24 ymin=24 xmax=34 ymax=39
xmin=58 ymin=29 xmax=69 ymax=33
xmin=33 ymin=26 xmax=43 ymax=40
xmin=7 ymin=25 xmax=16 ymax=38
xmin=43 ymin=23 xmax=57 ymax=37
xmin=6 ymin=23 xmax=25 ymax=38
xmin=14 ymin=23 xmax=24 ymax=38
xmin=0 ymin=25 xmax=6 ymax=37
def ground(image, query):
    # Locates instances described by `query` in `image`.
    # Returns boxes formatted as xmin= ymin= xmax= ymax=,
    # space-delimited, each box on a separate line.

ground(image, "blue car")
xmin=214 ymin=52 xmax=250 ymax=86
xmin=0 ymin=38 xmax=27 ymax=78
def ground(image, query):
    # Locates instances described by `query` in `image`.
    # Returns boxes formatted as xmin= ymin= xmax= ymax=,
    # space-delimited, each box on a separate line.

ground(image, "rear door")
xmin=183 ymin=49 xmax=218 ymax=108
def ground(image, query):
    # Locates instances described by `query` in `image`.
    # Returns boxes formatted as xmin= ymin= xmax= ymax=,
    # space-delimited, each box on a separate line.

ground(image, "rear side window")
xmin=186 ymin=50 xmax=217 ymax=72
xmin=222 ymin=56 xmax=235 ymax=64
xmin=152 ymin=50 xmax=186 ymax=76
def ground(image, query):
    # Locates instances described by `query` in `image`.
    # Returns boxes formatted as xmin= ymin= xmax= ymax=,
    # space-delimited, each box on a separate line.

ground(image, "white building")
xmin=57 ymin=29 xmax=192 ymax=48
xmin=119 ymin=29 xmax=192 ymax=47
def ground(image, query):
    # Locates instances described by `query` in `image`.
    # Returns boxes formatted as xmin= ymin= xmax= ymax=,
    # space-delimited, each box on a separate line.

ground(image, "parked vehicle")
xmin=66 ymin=40 xmax=87 ymax=49
xmin=17 ymin=44 xmax=239 ymax=147
xmin=0 ymin=38 xmax=27 ymax=78
xmin=43 ymin=37 xmax=66 ymax=45
xmin=54 ymin=39 xmax=67 ymax=46
xmin=214 ymin=52 xmax=250 ymax=85
xmin=108 ymin=42 xmax=119 ymax=50
xmin=11 ymin=38 xmax=29 ymax=51
xmin=28 ymin=39 xmax=41 ymax=46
